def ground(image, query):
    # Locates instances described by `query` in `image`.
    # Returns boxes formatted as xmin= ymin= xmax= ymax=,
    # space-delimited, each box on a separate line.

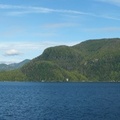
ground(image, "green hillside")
xmin=0 ymin=38 xmax=120 ymax=82
xmin=73 ymin=38 xmax=120 ymax=81
xmin=0 ymin=70 xmax=27 ymax=81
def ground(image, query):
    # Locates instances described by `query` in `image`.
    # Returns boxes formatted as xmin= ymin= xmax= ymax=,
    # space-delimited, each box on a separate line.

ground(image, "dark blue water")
xmin=0 ymin=82 xmax=120 ymax=120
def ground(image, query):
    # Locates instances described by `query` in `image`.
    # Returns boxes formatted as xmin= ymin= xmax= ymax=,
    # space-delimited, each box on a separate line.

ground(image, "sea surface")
xmin=0 ymin=82 xmax=120 ymax=120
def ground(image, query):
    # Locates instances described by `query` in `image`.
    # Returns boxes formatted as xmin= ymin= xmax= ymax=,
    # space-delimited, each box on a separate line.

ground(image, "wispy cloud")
xmin=43 ymin=23 xmax=78 ymax=29
xmin=0 ymin=4 xmax=120 ymax=20
xmin=83 ymin=27 xmax=120 ymax=32
xmin=0 ymin=41 xmax=76 ymax=53
xmin=0 ymin=4 xmax=54 ymax=16
xmin=0 ymin=4 xmax=87 ymax=15
xmin=96 ymin=0 xmax=120 ymax=6
xmin=0 ymin=42 xmax=44 ymax=51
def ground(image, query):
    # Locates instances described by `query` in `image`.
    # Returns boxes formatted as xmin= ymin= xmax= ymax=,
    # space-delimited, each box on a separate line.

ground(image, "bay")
xmin=0 ymin=82 xmax=120 ymax=120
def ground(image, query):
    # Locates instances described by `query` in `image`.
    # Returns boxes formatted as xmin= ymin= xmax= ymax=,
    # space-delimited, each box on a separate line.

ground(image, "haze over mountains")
xmin=0 ymin=59 xmax=30 ymax=71
xmin=0 ymin=38 xmax=120 ymax=82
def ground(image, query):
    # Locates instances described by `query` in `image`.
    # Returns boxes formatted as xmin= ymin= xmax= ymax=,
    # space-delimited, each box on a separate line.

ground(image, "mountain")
xmin=0 ymin=38 xmax=120 ymax=82
xmin=21 ymin=38 xmax=120 ymax=82
xmin=72 ymin=38 xmax=120 ymax=81
xmin=0 ymin=59 xmax=30 ymax=71
xmin=21 ymin=45 xmax=87 ymax=82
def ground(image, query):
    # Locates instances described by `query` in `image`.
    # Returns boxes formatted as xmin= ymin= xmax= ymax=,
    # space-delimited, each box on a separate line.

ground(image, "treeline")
xmin=0 ymin=70 xmax=27 ymax=81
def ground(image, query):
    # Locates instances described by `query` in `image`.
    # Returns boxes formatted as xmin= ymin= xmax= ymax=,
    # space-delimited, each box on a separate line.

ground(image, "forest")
xmin=0 ymin=38 xmax=120 ymax=82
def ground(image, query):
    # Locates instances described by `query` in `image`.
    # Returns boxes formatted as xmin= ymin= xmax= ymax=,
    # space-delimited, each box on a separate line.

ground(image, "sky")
xmin=0 ymin=0 xmax=120 ymax=64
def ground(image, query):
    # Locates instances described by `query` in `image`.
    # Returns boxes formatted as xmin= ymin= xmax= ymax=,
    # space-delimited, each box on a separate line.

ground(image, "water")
xmin=0 ymin=82 xmax=120 ymax=120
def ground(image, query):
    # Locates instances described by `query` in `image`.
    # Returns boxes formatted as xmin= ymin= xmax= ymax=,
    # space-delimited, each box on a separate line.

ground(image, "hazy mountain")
xmin=0 ymin=59 xmax=30 ymax=71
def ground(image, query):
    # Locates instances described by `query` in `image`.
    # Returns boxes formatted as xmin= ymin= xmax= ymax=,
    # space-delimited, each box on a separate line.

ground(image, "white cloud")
xmin=5 ymin=49 xmax=21 ymax=56
xmin=0 ymin=41 xmax=76 ymax=54
xmin=0 ymin=41 xmax=81 ymax=64
xmin=0 ymin=4 xmax=120 ymax=20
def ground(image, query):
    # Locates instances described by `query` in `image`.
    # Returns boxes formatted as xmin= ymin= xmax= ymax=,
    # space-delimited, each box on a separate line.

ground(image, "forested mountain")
xmin=0 ymin=38 xmax=120 ymax=82
xmin=0 ymin=59 xmax=30 ymax=71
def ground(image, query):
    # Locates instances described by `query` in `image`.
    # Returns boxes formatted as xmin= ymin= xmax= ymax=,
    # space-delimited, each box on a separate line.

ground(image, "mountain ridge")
xmin=0 ymin=38 xmax=120 ymax=82
xmin=0 ymin=59 xmax=30 ymax=71
xmin=21 ymin=38 xmax=120 ymax=82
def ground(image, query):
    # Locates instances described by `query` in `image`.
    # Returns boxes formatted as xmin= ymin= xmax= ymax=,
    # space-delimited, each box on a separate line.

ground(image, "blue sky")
xmin=0 ymin=0 xmax=120 ymax=63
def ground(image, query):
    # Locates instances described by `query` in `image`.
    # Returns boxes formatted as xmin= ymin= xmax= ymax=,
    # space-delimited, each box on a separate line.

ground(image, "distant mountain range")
xmin=0 ymin=38 xmax=120 ymax=82
xmin=0 ymin=59 xmax=30 ymax=71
